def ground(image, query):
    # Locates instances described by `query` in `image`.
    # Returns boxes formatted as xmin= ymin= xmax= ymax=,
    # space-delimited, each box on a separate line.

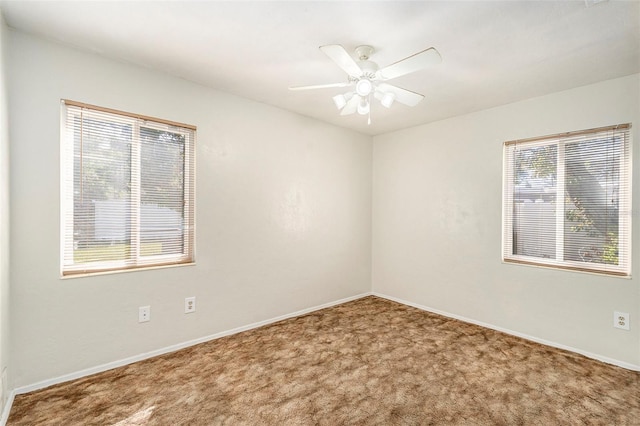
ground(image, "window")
xmin=61 ymin=100 xmax=195 ymax=276
xmin=503 ymin=124 xmax=631 ymax=277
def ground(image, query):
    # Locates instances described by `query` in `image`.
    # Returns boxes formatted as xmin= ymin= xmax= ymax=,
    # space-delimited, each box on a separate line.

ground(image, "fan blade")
xmin=340 ymin=95 xmax=360 ymax=115
xmin=320 ymin=45 xmax=363 ymax=78
xmin=377 ymin=83 xmax=424 ymax=106
xmin=376 ymin=47 xmax=441 ymax=80
xmin=289 ymin=82 xmax=351 ymax=91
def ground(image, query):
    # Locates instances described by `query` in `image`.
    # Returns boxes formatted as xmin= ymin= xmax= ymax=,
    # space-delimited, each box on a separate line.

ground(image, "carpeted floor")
xmin=7 ymin=296 xmax=640 ymax=425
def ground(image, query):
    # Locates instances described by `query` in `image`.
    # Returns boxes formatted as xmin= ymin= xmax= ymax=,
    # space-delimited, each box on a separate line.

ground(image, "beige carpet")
xmin=7 ymin=296 xmax=640 ymax=425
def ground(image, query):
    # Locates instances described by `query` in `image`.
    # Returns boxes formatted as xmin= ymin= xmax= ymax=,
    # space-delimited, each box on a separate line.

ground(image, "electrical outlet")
xmin=139 ymin=306 xmax=151 ymax=323
xmin=185 ymin=297 xmax=196 ymax=314
xmin=614 ymin=311 xmax=629 ymax=330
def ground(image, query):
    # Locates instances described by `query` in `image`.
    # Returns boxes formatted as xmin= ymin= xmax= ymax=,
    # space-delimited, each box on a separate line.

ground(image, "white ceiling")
xmin=1 ymin=1 xmax=639 ymax=136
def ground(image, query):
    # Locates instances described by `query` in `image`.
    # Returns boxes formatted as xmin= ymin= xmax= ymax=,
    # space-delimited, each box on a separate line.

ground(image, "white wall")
xmin=6 ymin=22 xmax=638 ymax=393
xmin=373 ymin=74 xmax=640 ymax=367
xmin=8 ymin=30 xmax=372 ymax=388
xmin=0 ymin=9 xmax=10 ymax=407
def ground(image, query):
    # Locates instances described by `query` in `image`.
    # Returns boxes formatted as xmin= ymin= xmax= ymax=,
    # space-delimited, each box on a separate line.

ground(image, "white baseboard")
xmin=14 ymin=292 xmax=372 ymax=396
xmin=373 ymin=292 xmax=640 ymax=372
xmin=0 ymin=389 xmax=15 ymax=426
xmin=9 ymin=289 xmax=637 ymax=417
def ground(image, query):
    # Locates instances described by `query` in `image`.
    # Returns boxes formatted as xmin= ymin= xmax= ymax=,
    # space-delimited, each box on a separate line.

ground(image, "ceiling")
xmin=1 ymin=1 xmax=639 ymax=136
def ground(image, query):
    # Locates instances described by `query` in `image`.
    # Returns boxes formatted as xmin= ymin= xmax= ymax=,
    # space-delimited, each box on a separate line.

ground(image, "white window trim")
xmin=502 ymin=124 xmax=632 ymax=278
xmin=60 ymin=100 xmax=196 ymax=277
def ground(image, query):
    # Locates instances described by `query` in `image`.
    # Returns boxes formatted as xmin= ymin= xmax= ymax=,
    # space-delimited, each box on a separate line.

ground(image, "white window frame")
xmin=60 ymin=100 xmax=196 ymax=277
xmin=502 ymin=124 xmax=631 ymax=277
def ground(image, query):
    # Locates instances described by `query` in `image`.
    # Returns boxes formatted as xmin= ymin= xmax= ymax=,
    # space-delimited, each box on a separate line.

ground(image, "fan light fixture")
xmin=289 ymin=44 xmax=442 ymax=125
xmin=332 ymin=92 xmax=352 ymax=110
xmin=332 ymin=83 xmax=394 ymax=116
xmin=381 ymin=92 xmax=395 ymax=108
xmin=355 ymin=79 xmax=372 ymax=97
xmin=357 ymin=97 xmax=370 ymax=115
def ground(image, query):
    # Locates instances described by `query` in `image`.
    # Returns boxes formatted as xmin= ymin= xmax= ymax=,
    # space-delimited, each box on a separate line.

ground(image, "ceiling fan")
xmin=289 ymin=44 xmax=442 ymax=124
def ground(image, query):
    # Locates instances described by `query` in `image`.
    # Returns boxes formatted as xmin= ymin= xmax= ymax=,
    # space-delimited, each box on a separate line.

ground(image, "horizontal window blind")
xmin=503 ymin=124 xmax=631 ymax=277
xmin=61 ymin=100 xmax=195 ymax=276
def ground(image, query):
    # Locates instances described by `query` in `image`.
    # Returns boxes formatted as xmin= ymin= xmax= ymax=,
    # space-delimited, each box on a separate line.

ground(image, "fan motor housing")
xmin=358 ymin=60 xmax=379 ymax=79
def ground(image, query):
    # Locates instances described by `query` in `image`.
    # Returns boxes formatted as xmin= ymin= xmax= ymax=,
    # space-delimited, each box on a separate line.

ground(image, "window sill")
xmin=60 ymin=261 xmax=196 ymax=279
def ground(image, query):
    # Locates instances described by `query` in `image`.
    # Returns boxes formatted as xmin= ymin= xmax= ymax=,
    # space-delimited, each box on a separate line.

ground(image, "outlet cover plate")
xmin=614 ymin=311 xmax=629 ymax=330
xmin=185 ymin=297 xmax=196 ymax=314
xmin=139 ymin=306 xmax=150 ymax=323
